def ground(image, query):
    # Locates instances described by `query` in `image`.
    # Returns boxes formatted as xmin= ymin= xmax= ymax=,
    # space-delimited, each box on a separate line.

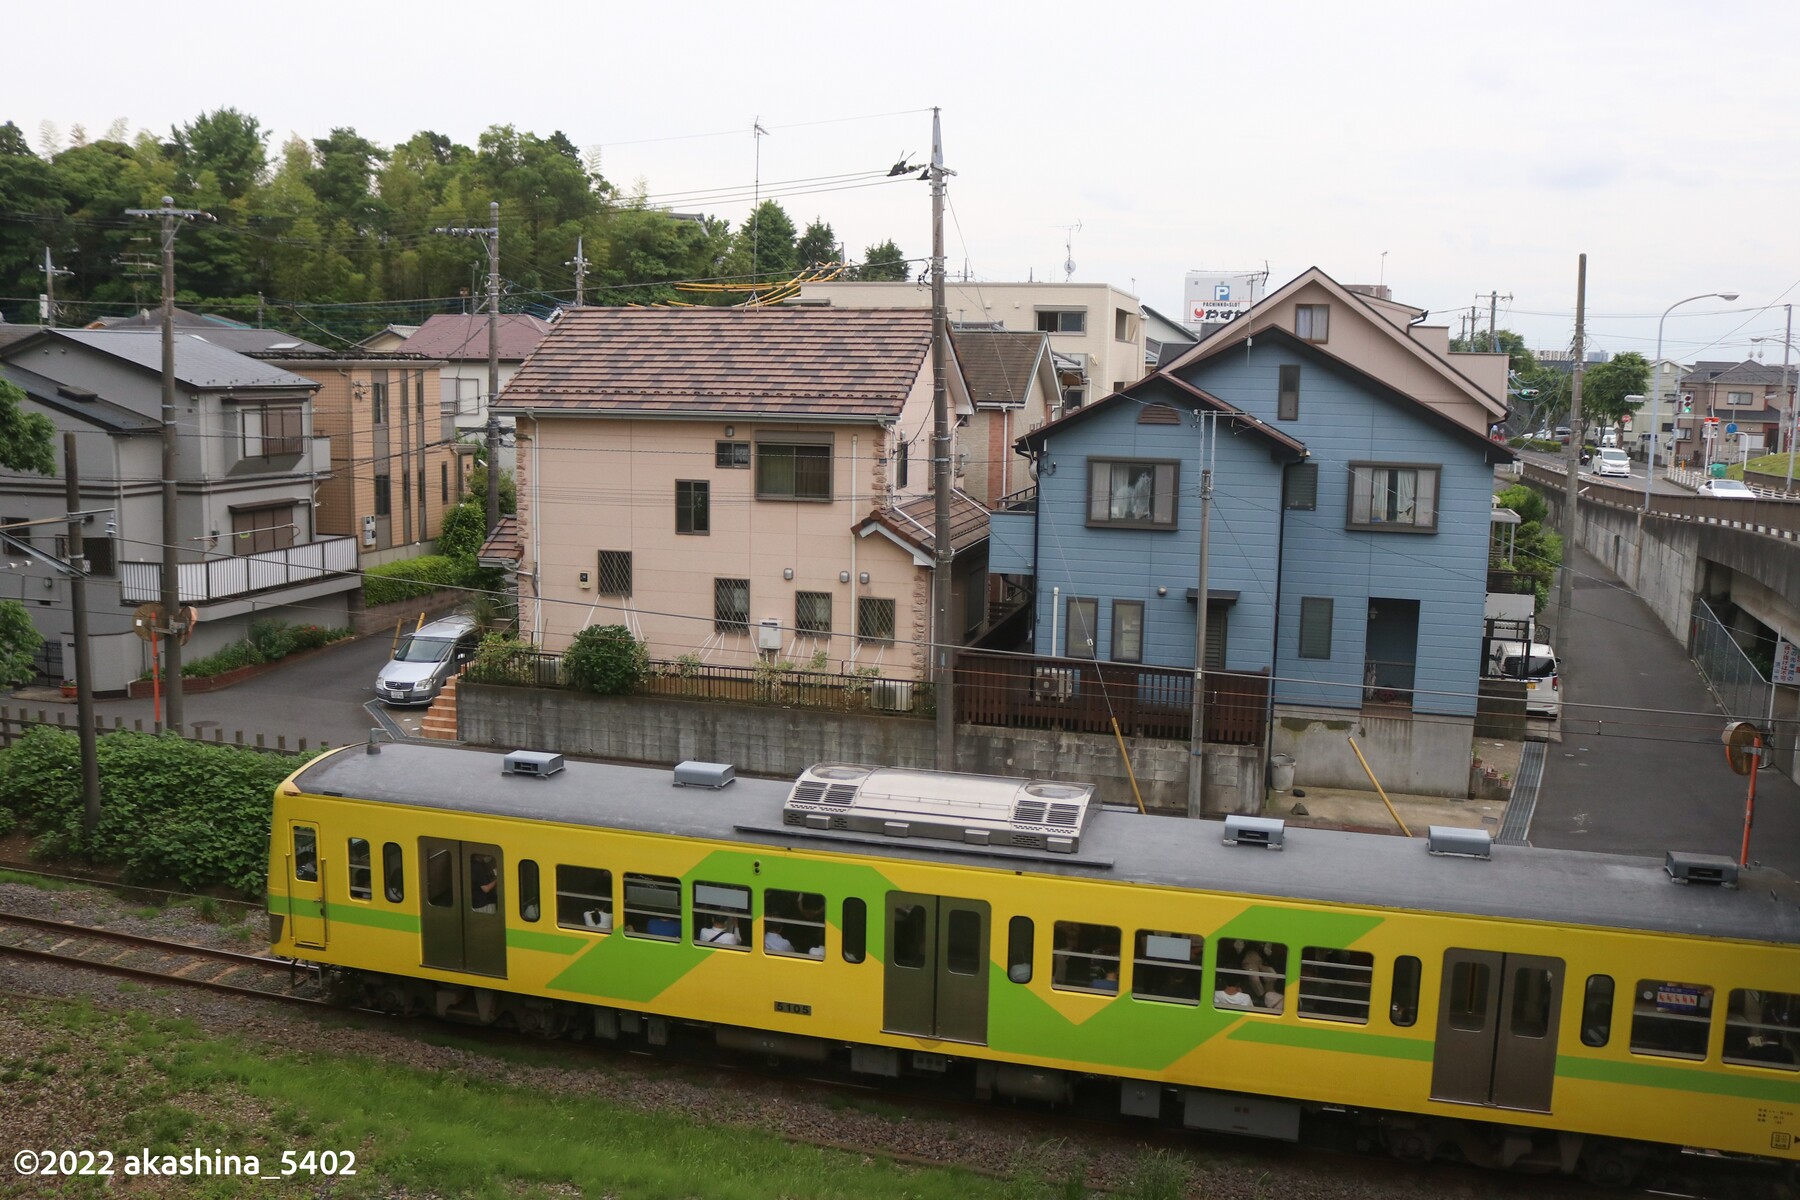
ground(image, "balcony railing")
xmin=120 ymin=536 xmax=359 ymax=604
xmin=954 ymin=650 xmax=1268 ymax=745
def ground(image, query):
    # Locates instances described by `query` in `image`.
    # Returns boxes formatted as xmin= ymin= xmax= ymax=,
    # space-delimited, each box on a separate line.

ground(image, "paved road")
xmin=1509 ymin=447 xmax=1690 ymax=494
xmin=1531 ymin=545 xmax=1800 ymax=879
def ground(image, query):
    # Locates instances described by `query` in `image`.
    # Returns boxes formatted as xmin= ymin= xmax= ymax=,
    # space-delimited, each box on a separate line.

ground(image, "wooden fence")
xmin=0 ymin=705 xmax=324 ymax=757
xmin=954 ymin=650 xmax=1269 ymax=745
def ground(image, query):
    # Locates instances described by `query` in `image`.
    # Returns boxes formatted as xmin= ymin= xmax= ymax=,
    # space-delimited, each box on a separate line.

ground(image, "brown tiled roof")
xmin=476 ymin=515 xmax=522 ymax=568
xmin=952 ymin=329 xmax=1046 ymax=408
xmin=497 ymin=307 xmax=933 ymax=420
xmin=400 ymin=313 xmax=552 ymax=362
xmin=859 ymin=490 xmax=989 ymax=557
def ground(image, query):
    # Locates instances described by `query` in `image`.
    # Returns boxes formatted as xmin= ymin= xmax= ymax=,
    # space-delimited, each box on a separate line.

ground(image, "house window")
xmin=1061 ymin=386 xmax=1087 ymax=411
xmin=1296 ymin=304 xmax=1329 ymax=343
xmin=370 ymin=375 xmax=388 ymax=425
xmin=1087 ymin=459 xmax=1178 ymax=528
xmin=714 ymin=578 xmax=749 ymax=633
xmin=1114 ymin=307 xmax=1140 ymax=342
xmin=894 ymin=441 xmax=909 ymax=488
xmin=1347 ymin=463 xmax=1439 ymax=532
xmin=715 ymin=440 xmax=750 ymax=468
xmin=374 ymin=475 xmax=391 ymax=517
xmin=856 ymin=597 xmax=895 ymax=644
xmin=1284 ymin=462 xmax=1318 ymax=510
xmin=795 ymin=591 xmax=832 ymax=635
xmin=1726 ymin=391 xmax=1753 ymax=406
xmin=598 ymin=550 xmax=632 ymax=597
xmin=1299 ymin=597 xmax=1333 ymax=660
xmin=1111 ymin=600 xmax=1144 ymax=663
xmin=440 ymin=463 xmax=449 ymax=504
xmin=1065 ymin=597 xmax=1097 ymax=659
xmin=756 ymin=442 xmax=832 ymax=500
xmin=55 ymin=534 xmax=115 ymax=577
xmin=3 ymin=516 xmax=27 ymax=549
xmin=1036 ymin=309 xmax=1086 ymax=334
xmin=242 ymin=404 xmax=303 ymax=458
xmin=1278 ymin=364 xmax=1300 ymax=421
xmin=230 ymin=504 xmax=296 ymax=556
xmin=676 ymin=480 xmax=710 ymax=534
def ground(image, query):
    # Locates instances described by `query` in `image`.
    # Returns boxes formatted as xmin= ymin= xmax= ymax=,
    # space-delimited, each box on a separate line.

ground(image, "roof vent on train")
xmin=1665 ymin=850 xmax=1738 ymax=887
xmin=1426 ymin=825 xmax=1491 ymax=860
xmin=782 ymin=763 xmax=1096 ymax=854
xmin=502 ymin=750 xmax=565 ymax=778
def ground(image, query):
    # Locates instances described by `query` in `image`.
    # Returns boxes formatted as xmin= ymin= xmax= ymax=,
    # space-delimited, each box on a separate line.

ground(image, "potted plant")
xmin=59 ymin=679 xmax=77 ymax=698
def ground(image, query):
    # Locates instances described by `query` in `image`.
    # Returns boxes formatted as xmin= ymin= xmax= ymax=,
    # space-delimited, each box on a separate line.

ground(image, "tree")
xmin=857 ymin=238 xmax=908 ymax=281
xmin=1451 ymin=327 xmax=1538 ymax=376
xmin=172 ymin=108 xmax=267 ymax=201
xmin=1580 ymin=352 xmax=1651 ymax=432
xmin=0 ymin=599 xmax=43 ymax=686
xmin=794 ymin=218 xmax=838 ymax=269
xmin=732 ymin=199 xmax=796 ymax=281
xmin=0 ymin=378 xmax=56 ymax=682
xmin=560 ymin=624 xmax=648 ymax=695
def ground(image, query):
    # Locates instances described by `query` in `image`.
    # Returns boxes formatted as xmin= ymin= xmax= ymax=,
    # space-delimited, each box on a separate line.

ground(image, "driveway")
xmin=1530 ymin=545 xmax=1800 ymax=879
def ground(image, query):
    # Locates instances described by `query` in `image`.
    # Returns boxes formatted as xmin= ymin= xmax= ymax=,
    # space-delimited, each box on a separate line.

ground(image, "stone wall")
xmin=457 ymin=682 xmax=1266 ymax=816
xmin=1270 ymin=704 xmax=1474 ymax=796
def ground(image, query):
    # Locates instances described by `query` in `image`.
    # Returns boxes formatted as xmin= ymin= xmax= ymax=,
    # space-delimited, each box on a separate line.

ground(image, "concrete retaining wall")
xmin=1271 ymin=704 xmax=1474 ymax=796
xmin=351 ymin=589 xmax=468 ymax=639
xmin=458 ymin=683 xmax=1266 ymax=817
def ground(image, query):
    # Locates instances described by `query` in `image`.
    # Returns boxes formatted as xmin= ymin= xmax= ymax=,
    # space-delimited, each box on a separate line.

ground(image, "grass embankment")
xmin=0 ymin=998 xmax=1188 ymax=1199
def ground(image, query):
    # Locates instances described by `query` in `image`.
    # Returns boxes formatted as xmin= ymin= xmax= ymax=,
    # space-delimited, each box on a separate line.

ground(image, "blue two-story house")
xmin=990 ymin=268 xmax=1513 ymax=799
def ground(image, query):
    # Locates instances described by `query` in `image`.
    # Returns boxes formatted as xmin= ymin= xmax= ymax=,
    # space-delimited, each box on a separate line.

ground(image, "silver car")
xmin=375 ymin=615 xmax=480 ymax=705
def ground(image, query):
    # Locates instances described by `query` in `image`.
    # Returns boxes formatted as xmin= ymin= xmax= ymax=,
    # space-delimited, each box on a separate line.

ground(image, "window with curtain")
xmin=1347 ymin=464 xmax=1439 ymax=531
xmin=1087 ymin=459 xmax=1178 ymax=528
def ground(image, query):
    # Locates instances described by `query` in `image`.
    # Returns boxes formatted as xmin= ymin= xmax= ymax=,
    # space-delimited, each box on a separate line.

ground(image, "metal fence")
xmin=1689 ymin=598 xmax=1791 ymax=771
xmin=0 ymin=705 xmax=324 ymax=757
xmin=120 ymin=536 xmax=360 ymax=604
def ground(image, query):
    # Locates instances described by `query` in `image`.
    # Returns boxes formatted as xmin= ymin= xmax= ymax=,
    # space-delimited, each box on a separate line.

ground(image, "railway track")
xmin=0 ymin=909 xmax=325 ymax=1005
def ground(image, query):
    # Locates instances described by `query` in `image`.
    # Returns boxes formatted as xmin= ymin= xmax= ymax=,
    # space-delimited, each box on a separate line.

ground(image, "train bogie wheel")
xmin=1577 ymin=1142 xmax=1641 ymax=1189
xmin=1385 ymin=1126 xmax=1436 ymax=1164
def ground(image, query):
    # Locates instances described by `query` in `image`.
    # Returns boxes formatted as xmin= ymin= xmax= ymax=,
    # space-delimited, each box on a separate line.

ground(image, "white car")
xmin=1697 ymin=478 xmax=1756 ymax=499
xmin=1594 ymin=449 xmax=1631 ymax=478
xmin=1489 ymin=640 xmax=1561 ymax=719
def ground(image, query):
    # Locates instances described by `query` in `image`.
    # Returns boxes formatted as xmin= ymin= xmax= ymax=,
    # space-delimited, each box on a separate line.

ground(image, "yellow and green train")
xmin=268 ymin=743 xmax=1800 ymax=1185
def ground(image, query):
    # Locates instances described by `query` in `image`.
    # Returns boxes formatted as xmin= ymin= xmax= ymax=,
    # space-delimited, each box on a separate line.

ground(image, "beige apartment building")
xmin=796 ymin=280 xmax=1149 ymax=412
xmin=496 ymin=306 xmax=987 ymax=681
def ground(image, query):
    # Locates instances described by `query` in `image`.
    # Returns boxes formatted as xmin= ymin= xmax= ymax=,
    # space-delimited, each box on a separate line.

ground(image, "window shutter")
xmin=1152 ymin=463 xmax=1176 ymax=525
xmin=1284 ymin=463 xmax=1317 ymax=510
xmin=1299 ymin=597 xmax=1333 ymax=660
xmin=1089 ymin=462 xmax=1110 ymax=521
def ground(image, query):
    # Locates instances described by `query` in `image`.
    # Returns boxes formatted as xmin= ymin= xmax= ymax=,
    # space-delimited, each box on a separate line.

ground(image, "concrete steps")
xmin=420 ymin=672 xmax=461 ymax=741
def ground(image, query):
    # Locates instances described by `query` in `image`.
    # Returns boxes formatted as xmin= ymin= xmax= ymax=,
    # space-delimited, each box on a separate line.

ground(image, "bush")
xmin=465 ymin=634 xmax=542 ymax=686
xmin=288 ymin=624 xmax=335 ymax=652
xmin=560 ymin=625 xmax=647 ymax=695
xmin=0 ymin=727 xmax=300 ymax=893
xmin=248 ymin=618 xmax=297 ymax=661
xmin=181 ymin=640 xmax=264 ymax=677
xmin=436 ymin=499 xmax=489 ymax=561
xmin=363 ymin=554 xmax=482 ymax=607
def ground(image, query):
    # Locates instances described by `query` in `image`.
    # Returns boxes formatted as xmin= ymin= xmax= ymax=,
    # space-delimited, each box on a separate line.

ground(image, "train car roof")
xmin=291 ymin=744 xmax=1800 ymax=946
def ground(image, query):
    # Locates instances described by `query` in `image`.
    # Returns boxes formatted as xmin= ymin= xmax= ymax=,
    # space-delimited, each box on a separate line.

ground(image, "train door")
xmin=286 ymin=821 xmax=327 ymax=949
xmin=882 ymin=892 xmax=990 ymax=1045
xmin=418 ymin=837 xmax=508 ymax=978
xmin=1429 ymin=949 xmax=1564 ymax=1112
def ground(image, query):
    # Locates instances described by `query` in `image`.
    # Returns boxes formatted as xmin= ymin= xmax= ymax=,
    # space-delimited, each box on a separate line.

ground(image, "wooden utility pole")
xmin=64 ymin=434 xmax=102 ymax=833
xmin=126 ymin=197 xmax=209 ymax=732
xmin=929 ymin=108 xmax=956 ymax=770
xmin=1557 ymin=254 xmax=1587 ymax=628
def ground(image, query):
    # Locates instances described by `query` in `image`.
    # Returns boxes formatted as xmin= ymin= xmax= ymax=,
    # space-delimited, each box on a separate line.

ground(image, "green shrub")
xmin=362 ymin=554 xmax=480 ymax=607
xmin=465 ymin=634 xmax=542 ymax=686
xmin=560 ymin=625 xmax=647 ymax=695
xmin=248 ymin=618 xmax=297 ymax=661
xmin=436 ymin=500 xmax=488 ymax=561
xmin=181 ymin=640 xmax=264 ymax=678
xmin=287 ymin=624 xmax=336 ymax=652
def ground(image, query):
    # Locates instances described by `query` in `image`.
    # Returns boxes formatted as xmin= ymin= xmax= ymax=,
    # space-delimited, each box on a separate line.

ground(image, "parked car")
xmin=1600 ymin=430 xmax=1619 ymax=448
xmin=1595 ymin=448 xmax=1631 ymax=478
xmin=1554 ymin=425 xmax=1572 ymax=444
xmin=1488 ymin=640 xmax=1561 ymax=719
xmin=375 ymin=614 xmax=481 ymax=706
xmin=1697 ymin=478 xmax=1757 ymax=499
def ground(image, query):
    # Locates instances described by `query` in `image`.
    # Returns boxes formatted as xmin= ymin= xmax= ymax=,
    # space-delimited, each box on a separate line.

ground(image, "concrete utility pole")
xmin=928 ymin=108 xmax=957 ymax=771
xmin=1186 ymin=415 xmax=1215 ymax=818
xmin=1784 ymin=305 xmax=1795 ymax=492
xmin=434 ymin=205 xmax=503 ymax=534
xmin=568 ymin=236 xmax=588 ymax=307
xmin=64 ymin=433 xmax=101 ymax=834
xmin=127 ymin=196 xmax=209 ymax=732
xmin=41 ymin=248 xmax=71 ymax=328
xmin=1557 ymin=254 xmax=1587 ymax=631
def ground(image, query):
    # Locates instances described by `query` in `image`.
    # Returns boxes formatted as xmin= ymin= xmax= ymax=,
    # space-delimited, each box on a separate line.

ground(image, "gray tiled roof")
xmin=860 ymin=490 xmax=989 ymax=555
xmin=0 ymin=362 xmax=160 ymax=433
xmin=42 ymin=330 xmax=318 ymax=390
xmin=952 ymin=329 xmax=1046 ymax=408
xmin=399 ymin=313 xmax=552 ymax=361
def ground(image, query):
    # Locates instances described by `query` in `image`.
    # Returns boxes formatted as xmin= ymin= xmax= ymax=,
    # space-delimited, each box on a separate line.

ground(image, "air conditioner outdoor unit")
xmin=1033 ymin=666 xmax=1074 ymax=701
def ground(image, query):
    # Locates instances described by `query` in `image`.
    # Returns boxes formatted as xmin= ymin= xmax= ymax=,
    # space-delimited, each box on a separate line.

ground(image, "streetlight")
xmin=1645 ymin=291 xmax=1739 ymax=511
xmin=1750 ymin=304 xmax=1796 ymax=491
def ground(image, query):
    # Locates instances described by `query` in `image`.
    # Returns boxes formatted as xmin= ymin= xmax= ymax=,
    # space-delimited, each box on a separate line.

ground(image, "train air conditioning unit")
xmin=1033 ymin=666 xmax=1075 ymax=701
xmin=869 ymin=679 xmax=915 ymax=712
xmin=780 ymin=763 xmax=1096 ymax=854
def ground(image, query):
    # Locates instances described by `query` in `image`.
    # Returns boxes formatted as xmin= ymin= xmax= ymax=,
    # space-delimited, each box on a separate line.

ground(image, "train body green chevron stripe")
xmin=1557 ymin=1054 xmax=1800 ymax=1104
xmin=507 ymin=928 xmax=584 ymax=955
xmin=1228 ymin=1019 xmax=1434 ymax=1061
xmin=267 ymin=895 xmax=419 ymax=934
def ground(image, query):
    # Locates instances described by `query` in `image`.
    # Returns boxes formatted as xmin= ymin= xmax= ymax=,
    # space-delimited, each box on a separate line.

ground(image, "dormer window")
xmin=1296 ymin=304 xmax=1330 ymax=343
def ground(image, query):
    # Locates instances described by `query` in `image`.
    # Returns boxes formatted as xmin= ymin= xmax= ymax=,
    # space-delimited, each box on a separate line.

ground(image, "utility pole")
xmin=567 ymin=236 xmax=588 ymax=307
xmin=929 ymin=108 xmax=957 ymax=771
xmin=434 ymin=204 xmax=503 ymax=533
xmin=127 ymin=196 xmax=210 ymax=733
xmin=1782 ymin=304 xmax=1795 ymax=493
xmin=1557 ymin=254 xmax=1587 ymax=631
xmin=64 ymin=433 xmax=101 ymax=834
xmin=1186 ymin=415 xmax=1215 ymax=818
xmin=41 ymin=248 xmax=71 ymax=328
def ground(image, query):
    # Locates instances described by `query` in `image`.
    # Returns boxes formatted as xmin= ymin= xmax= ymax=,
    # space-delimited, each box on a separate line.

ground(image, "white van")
xmin=1487 ymin=640 xmax=1561 ymax=719
xmin=375 ymin=614 xmax=480 ymax=706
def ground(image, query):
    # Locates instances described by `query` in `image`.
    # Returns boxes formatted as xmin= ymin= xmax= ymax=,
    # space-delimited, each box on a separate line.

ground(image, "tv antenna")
xmin=1055 ymin=220 xmax=1082 ymax=282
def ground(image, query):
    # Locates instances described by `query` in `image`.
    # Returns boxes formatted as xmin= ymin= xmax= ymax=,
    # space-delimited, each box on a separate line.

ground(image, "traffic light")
xmin=1681 ymin=395 xmax=1693 ymax=414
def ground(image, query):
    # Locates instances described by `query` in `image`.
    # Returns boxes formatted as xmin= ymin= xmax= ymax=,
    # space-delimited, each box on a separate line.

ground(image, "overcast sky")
xmin=13 ymin=0 xmax=1800 ymax=368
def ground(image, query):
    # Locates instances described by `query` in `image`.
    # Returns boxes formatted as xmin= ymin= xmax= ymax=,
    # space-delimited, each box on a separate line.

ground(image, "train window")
xmin=1390 ymin=955 xmax=1421 ymax=1027
xmin=1630 ymin=979 xmax=1714 ymax=1061
xmin=1509 ymin=967 xmax=1554 ymax=1039
xmin=692 ymin=881 xmax=750 ymax=951
xmin=1007 ymin=917 xmax=1034 ymax=984
xmin=1723 ymin=989 xmax=1799 ymax=1070
xmin=518 ymin=860 xmax=540 ymax=923
xmin=1215 ymin=939 xmax=1287 ymax=1013
xmin=765 ymin=889 xmax=826 ymax=958
xmin=1052 ymin=921 xmax=1121 ymax=995
xmin=841 ymin=898 xmax=867 ymax=964
xmin=346 ymin=838 xmax=372 ymax=901
xmin=556 ymin=865 xmax=613 ymax=931
xmin=893 ymin=903 xmax=928 ymax=969
xmin=945 ymin=909 xmax=981 ymax=976
xmin=1447 ymin=961 xmax=1491 ymax=1032
xmin=1298 ymin=947 xmax=1373 ymax=1024
xmin=425 ymin=847 xmax=454 ymax=908
xmin=292 ymin=826 xmax=318 ymax=882
xmin=383 ymin=842 xmax=403 ymax=903
xmin=1132 ymin=929 xmax=1203 ymax=1005
xmin=469 ymin=853 xmax=498 ymax=913
xmin=1581 ymin=975 xmax=1615 ymax=1047
xmin=623 ymin=873 xmax=682 ymax=941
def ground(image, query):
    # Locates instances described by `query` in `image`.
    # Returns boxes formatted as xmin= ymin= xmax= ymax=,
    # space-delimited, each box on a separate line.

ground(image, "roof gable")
xmin=1019 ymin=373 xmax=1307 ymax=459
xmin=4 ymin=329 xmax=318 ymax=392
xmin=951 ymin=329 xmax=1050 ymax=408
xmin=857 ymin=489 xmax=989 ymax=560
xmin=399 ymin=312 xmax=552 ymax=361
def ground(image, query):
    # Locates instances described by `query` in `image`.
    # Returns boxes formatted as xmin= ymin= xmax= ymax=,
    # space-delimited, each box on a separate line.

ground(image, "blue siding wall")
xmin=1181 ymin=344 xmax=1491 ymax=717
xmin=1030 ymin=394 xmax=1281 ymax=673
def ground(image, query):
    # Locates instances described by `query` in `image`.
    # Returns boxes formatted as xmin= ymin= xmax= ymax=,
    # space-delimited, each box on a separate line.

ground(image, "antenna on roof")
xmin=1055 ymin=221 xmax=1082 ymax=283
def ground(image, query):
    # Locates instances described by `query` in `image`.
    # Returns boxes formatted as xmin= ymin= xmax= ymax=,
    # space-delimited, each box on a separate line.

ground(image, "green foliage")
xmin=362 ymin=554 xmax=481 ymax=606
xmin=173 ymin=621 xmax=348 ymax=678
xmin=0 ymin=598 xmax=44 ymax=686
xmin=1580 ymin=351 xmax=1652 ymax=428
xmin=857 ymin=238 xmax=909 ymax=281
xmin=465 ymin=462 xmax=517 ymax=516
xmin=435 ymin=499 xmax=488 ymax=560
xmin=180 ymin=640 xmax=263 ymax=677
xmin=1492 ymin=484 xmax=1561 ymax=612
xmin=560 ymin=625 xmax=647 ymax=696
xmin=247 ymin=618 xmax=296 ymax=661
xmin=794 ymin=217 xmax=838 ymax=268
xmin=172 ymin=108 xmax=267 ymax=201
xmin=0 ymin=378 xmax=56 ymax=476
xmin=0 ymin=727 xmax=297 ymax=893
xmin=732 ymin=199 xmax=797 ymax=281
xmin=464 ymin=633 xmax=541 ymax=686
xmin=1451 ymin=327 xmax=1538 ymax=375
xmin=1495 ymin=483 xmax=1547 ymax=526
